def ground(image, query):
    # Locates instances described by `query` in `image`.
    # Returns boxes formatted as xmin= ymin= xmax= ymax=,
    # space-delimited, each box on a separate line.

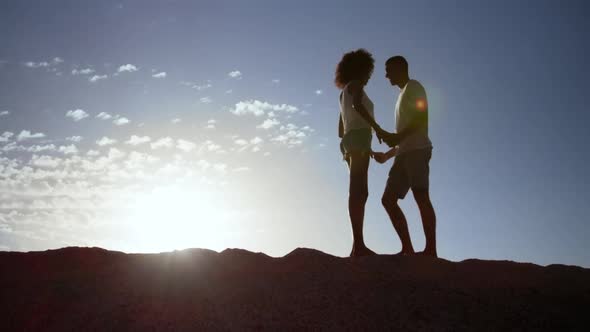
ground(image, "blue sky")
xmin=1 ymin=0 xmax=589 ymax=267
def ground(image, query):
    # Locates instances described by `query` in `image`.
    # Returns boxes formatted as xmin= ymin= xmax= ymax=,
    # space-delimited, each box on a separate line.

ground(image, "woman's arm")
xmin=338 ymin=114 xmax=344 ymax=138
xmin=348 ymin=81 xmax=390 ymax=140
xmin=371 ymin=146 xmax=398 ymax=164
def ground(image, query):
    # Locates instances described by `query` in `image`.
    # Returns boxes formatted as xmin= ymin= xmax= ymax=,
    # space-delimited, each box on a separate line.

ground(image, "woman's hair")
xmin=334 ymin=48 xmax=375 ymax=89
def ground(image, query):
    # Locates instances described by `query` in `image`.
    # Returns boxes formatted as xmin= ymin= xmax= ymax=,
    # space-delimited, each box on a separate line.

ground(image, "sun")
xmin=121 ymin=184 xmax=230 ymax=253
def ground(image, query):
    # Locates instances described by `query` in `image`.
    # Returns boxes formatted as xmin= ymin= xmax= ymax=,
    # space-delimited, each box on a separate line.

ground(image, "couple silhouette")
xmin=336 ymin=49 xmax=437 ymax=258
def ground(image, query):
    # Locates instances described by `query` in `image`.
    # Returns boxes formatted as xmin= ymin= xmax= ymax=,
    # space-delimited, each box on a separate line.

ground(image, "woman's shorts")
xmin=340 ymin=128 xmax=372 ymax=160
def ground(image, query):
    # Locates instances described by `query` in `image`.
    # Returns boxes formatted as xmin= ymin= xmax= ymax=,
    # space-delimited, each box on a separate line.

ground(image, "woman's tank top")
xmin=339 ymin=81 xmax=374 ymax=134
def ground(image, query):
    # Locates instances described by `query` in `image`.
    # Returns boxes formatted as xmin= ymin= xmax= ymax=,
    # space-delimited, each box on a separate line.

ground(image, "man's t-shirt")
xmin=395 ymin=79 xmax=433 ymax=155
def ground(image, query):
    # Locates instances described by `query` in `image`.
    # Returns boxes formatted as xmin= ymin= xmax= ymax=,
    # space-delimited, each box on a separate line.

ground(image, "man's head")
xmin=385 ymin=56 xmax=409 ymax=88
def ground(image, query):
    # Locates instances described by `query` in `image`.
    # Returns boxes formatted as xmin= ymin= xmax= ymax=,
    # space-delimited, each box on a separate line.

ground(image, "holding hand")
xmin=375 ymin=127 xmax=392 ymax=144
xmin=371 ymin=151 xmax=388 ymax=164
xmin=383 ymin=133 xmax=400 ymax=147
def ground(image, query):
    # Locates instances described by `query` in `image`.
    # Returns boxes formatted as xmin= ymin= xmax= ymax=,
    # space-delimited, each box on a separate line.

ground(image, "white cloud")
xmin=1 ymin=142 xmax=17 ymax=152
xmin=118 ymin=64 xmax=138 ymax=73
xmin=195 ymin=83 xmax=212 ymax=90
xmin=151 ymin=137 xmax=174 ymax=149
xmin=200 ymin=97 xmax=212 ymax=103
xmin=72 ymin=68 xmax=95 ymax=75
xmin=125 ymin=135 xmax=151 ymax=146
xmin=124 ymin=151 xmax=159 ymax=169
xmin=86 ymin=150 xmax=100 ymax=156
xmin=24 ymin=61 xmax=50 ymax=68
xmin=176 ymin=139 xmax=196 ymax=152
xmin=22 ymin=58 xmax=63 ymax=69
xmin=234 ymin=139 xmax=248 ymax=146
xmin=250 ymin=137 xmax=263 ymax=145
xmin=257 ymin=118 xmax=280 ymax=129
xmin=58 ymin=144 xmax=78 ymax=155
xmin=171 ymin=118 xmax=182 ymax=124
xmin=113 ymin=117 xmax=130 ymax=126
xmin=96 ymin=136 xmax=117 ymax=146
xmin=152 ymin=72 xmax=166 ymax=78
xmin=96 ymin=112 xmax=112 ymax=120
xmin=204 ymin=140 xmax=221 ymax=152
xmin=272 ymin=79 xmax=280 ymax=84
xmin=213 ymin=163 xmax=227 ymax=173
xmin=25 ymin=144 xmax=56 ymax=152
xmin=291 ymin=130 xmax=306 ymax=138
xmin=272 ymin=135 xmax=289 ymax=143
xmin=231 ymin=100 xmax=298 ymax=116
xmin=225 ymin=89 xmax=233 ymax=94
xmin=17 ymin=130 xmax=45 ymax=141
xmin=315 ymin=89 xmax=323 ymax=95
xmin=29 ymin=155 xmax=62 ymax=168
xmin=65 ymin=109 xmax=89 ymax=122
xmin=181 ymin=81 xmax=212 ymax=90
xmin=271 ymin=125 xmax=307 ymax=147
xmin=232 ymin=167 xmax=250 ymax=172
xmin=66 ymin=136 xmax=83 ymax=142
xmin=0 ymin=131 xmax=13 ymax=142
xmin=228 ymin=70 xmax=242 ymax=79
xmin=0 ymin=111 xmax=9 ymax=117
xmin=196 ymin=159 xmax=210 ymax=171
xmin=107 ymin=147 xmax=126 ymax=160
xmin=89 ymin=75 xmax=108 ymax=82
xmin=206 ymin=119 xmax=216 ymax=129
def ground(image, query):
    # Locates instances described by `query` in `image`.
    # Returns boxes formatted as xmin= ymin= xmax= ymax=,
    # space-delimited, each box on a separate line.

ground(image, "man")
xmin=372 ymin=56 xmax=437 ymax=257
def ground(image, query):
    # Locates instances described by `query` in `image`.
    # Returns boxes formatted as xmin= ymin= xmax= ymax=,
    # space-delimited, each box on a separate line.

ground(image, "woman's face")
xmin=361 ymin=71 xmax=372 ymax=86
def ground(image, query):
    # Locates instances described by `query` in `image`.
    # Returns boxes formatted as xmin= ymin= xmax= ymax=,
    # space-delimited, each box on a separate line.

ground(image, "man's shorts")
xmin=339 ymin=128 xmax=372 ymax=160
xmin=385 ymin=147 xmax=432 ymax=199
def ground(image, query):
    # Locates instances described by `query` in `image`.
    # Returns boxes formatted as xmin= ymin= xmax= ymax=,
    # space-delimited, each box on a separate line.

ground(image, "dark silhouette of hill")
xmin=1 ymin=247 xmax=589 ymax=331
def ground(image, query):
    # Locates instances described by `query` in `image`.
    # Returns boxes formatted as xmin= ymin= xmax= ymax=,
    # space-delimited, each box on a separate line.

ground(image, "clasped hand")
xmin=370 ymin=151 xmax=388 ymax=164
xmin=375 ymin=128 xmax=400 ymax=147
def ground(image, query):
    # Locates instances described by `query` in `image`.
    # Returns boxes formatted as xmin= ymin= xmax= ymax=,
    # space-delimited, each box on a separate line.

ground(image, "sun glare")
xmin=120 ymin=184 xmax=231 ymax=253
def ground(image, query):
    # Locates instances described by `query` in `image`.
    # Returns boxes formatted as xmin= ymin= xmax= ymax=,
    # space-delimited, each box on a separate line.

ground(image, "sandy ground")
xmin=1 ymin=247 xmax=589 ymax=331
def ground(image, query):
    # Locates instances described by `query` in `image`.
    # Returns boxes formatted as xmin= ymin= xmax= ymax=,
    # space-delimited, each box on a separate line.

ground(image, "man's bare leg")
xmin=413 ymin=190 xmax=437 ymax=257
xmin=382 ymin=189 xmax=414 ymax=255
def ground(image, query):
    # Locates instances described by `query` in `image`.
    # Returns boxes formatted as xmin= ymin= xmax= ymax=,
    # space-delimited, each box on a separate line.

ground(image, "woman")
xmin=335 ymin=49 xmax=388 ymax=257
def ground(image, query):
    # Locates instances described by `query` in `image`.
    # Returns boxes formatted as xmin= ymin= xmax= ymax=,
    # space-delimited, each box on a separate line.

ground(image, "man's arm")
xmin=384 ymin=91 xmax=428 ymax=147
xmin=397 ymin=109 xmax=427 ymax=141
xmin=385 ymin=146 xmax=399 ymax=158
xmin=338 ymin=114 xmax=344 ymax=138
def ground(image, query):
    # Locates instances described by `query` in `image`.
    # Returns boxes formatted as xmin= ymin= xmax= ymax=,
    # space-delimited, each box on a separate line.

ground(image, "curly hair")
xmin=334 ymin=49 xmax=375 ymax=89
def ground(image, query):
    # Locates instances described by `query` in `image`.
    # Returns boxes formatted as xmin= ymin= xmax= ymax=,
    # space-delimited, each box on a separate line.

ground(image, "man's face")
xmin=385 ymin=63 xmax=399 ymax=86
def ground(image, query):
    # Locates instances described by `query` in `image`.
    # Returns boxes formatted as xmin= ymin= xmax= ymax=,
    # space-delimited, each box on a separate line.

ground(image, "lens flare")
xmin=416 ymin=99 xmax=427 ymax=111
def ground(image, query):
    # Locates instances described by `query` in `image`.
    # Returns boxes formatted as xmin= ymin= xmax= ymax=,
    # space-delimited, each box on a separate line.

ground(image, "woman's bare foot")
xmin=416 ymin=250 xmax=438 ymax=258
xmin=393 ymin=248 xmax=415 ymax=256
xmin=349 ymin=245 xmax=377 ymax=257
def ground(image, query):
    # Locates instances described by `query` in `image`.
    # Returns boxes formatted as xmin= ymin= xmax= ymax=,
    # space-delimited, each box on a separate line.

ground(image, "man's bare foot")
xmin=416 ymin=250 xmax=438 ymax=258
xmin=393 ymin=248 xmax=415 ymax=256
xmin=349 ymin=246 xmax=377 ymax=257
